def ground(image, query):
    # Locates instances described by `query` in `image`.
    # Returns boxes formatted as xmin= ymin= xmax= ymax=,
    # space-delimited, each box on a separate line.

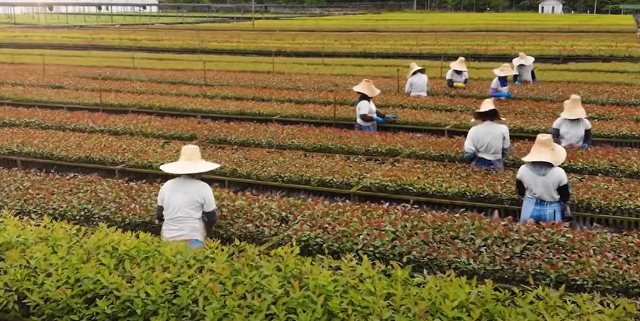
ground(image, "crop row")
xmin=1 ymin=28 xmax=637 ymax=57
xmin=3 ymin=168 xmax=640 ymax=298
xmin=3 ymin=62 xmax=638 ymax=104
xmin=4 ymin=216 xmax=639 ymax=320
xmin=2 ymin=84 xmax=640 ymax=139
xmin=0 ymin=126 xmax=639 ymax=215
xmin=3 ymin=106 xmax=640 ymax=179
xmin=2 ymin=73 xmax=640 ymax=115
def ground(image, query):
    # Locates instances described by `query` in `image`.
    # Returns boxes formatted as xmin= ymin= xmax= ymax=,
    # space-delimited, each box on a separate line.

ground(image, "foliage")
xmin=0 ymin=126 xmax=639 ymax=215
xmin=0 ymin=16 xmax=636 ymax=57
xmin=3 ymin=106 xmax=640 ymax=179
xmin=4 ymin=169 xmax=640 ymax=298
xmin=2 ymin=215 xmax=639 ymax=320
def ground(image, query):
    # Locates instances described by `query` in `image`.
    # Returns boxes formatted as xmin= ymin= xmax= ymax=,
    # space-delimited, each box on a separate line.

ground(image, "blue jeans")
xmin=471 ymin=157 xmax=503 ymax=169
xmin=355 ymin=123 xmax=377 ymax=132
xmin=520 ymin=197 xmax=563 ymax=223
xmin=187 ymin=239 xmax=204 ymax=249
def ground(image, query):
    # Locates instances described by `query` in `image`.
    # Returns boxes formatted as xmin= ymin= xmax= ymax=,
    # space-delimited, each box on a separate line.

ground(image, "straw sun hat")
xmin=406 ymin=62 xmax=426 ymax=79
xmin=352 ymin=79 xmax=381 ymax=98
xmin=493 ymin=64 xmax=516 ymax=77
xmin=471 ymin=99 xmax=506 ymax=122
xmin=512 ymin=52 xmax=535 ymax=66
xmin=521 ymin=134 xmax=567 ymax=166
xmin=160 ymin=145 xmax=221 ymax=175
xmin=450 ymin=57 xmax=468 ymax=72
xmin=560 ymin=94 xmax=587 ymax=120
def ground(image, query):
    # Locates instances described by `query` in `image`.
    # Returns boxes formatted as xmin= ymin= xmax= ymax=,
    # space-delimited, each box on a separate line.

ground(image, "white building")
xmin=539 ymin=0 xmax=563 ymax=14
xmin=0 ymin=0 xmax=158 ymax=14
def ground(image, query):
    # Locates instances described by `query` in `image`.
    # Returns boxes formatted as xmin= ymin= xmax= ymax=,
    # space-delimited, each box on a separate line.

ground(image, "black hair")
xmin=357 ymin=93 xmax=371 ymax=103
xmin=474 ymin=109 xmax=501 ymax=122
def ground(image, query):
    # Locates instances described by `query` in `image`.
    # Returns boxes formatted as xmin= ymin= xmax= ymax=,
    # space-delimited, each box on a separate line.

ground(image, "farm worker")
xmin=490 ymin=64 xmax=515 ymax=99
xmin=353 ymin=79 xmax=396 ymax=132
xmin=463 ymin=99 xmax=511 ymax=169
xmin=552 ymin=94 xmax=592 ymax=148
xmin=516 ymin=134 xmax=570 ymax=223
xmin=446 ymin=57 xmax=469 ymax=88
xmin=156 ymin=145 xmax=221 ymax=249
xmin=512 ymin=52 xmax=537 ymax=85
xmin=405 ymin=62 xmax=428 ymax=97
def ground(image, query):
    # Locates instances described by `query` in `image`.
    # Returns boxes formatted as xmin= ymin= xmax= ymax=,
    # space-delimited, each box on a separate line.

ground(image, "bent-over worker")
xmin=512 ymin=52 xmax=537 ymax=85
xmin=405 ymin=62 xmax=428 ymax=97
xmin=353 ymin=79 xmax=396 ymax=132
xmin=446 ymin=57 xmax=469 ymax=88
xmin=463 ymin=99 xmax=511 ymax=169
xmin=552 ymin=94 xmax=591 ymax=148
xmin=517 ymin=134 xmax=570 ymax=223
xmin=157 ymin=144 xmax=221 ymax=249
xmin=490 ymin=64 xmax=515 ymax=99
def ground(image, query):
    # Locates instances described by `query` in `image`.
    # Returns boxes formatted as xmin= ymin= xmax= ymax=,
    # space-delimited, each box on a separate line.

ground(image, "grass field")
xmin=191 ymin=12 xmax=636 ymax=32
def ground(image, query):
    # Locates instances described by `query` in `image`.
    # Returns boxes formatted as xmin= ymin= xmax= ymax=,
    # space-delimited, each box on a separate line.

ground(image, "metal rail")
xmin=0 ymin=154 xmax=638 ymax=230
xmin=0 ymin=42 xmax=636 ymax=64
xmin=3 ymin=99 xmax=640 ymax=147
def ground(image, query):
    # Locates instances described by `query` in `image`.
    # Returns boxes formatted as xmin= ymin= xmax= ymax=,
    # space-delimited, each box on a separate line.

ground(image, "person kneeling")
xmin=446 ymin=57 xmax=469 ymax=88
xmin=490 ymin=64 xmax=515 ymax=99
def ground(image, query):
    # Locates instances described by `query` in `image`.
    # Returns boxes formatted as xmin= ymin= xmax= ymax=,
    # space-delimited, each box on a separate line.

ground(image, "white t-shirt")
xmin=552 ymin=118 xmax=592 ymax=146
xmin=463 ymin=121 xmax=510 ymax=160
xmin=515 ymin=64 xmax=534 ymax=82
xmin=404 ymin=73 xmax=428 ymax=97
xmin=517 ymin=164 xmax=568 ymax=202
xmin=356 ymin=100 xmax=376 ymax=126
xmin=157 ymin=176 xmax=217 ymax=242
xmin=446 ymin=69 xmax=468 ymax=83
xmin=490 ymin=77 xmax=509 ymax=93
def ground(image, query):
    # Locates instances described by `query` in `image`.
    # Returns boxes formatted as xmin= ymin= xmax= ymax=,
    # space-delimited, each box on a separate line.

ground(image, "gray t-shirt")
xmin=517 ymin=163 xmax=568 ymax=202
xmin=515 ymin=64 xmax=534 ymax=82
xmin=552 ymin=118 xmax=592 ymax=146
xmin=464 ymin=121 xmax=510 ymax=160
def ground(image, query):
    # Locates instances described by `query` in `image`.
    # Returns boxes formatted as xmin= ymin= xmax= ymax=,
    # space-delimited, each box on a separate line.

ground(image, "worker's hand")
xmin=581 ymin=143 xmax=589 ymax=148
xmin=385 ymin=115 xmax=397 ymax=119
xmin=514 ymin=81 xmax=521 ymax=85
xmin=453 ymin=83 xmax=466 ymax=88
xmin=375 ymin=116 xmax=384 ymax=123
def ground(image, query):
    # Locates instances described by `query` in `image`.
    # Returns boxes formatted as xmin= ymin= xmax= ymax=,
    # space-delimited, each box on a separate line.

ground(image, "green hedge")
xmin=1 ymin=214 xmax=639 ymax=320
xmin=3 ymin=168 xmax=640 ymax=298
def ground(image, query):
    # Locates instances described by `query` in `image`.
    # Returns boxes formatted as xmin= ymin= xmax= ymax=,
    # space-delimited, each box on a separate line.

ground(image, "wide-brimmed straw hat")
xmin=521 ymin=134 xmax=567 ymax=166
xmin=471 ymin=99 xmax=506 ymax=122
xmin=352 ymin=79 xmax=381 ymax=98
xmin=160 ymin=145 xmax=222 ymax=175
xmin=450 ymin=57 xmax=468 ymax=72
xmin=406 ymin=62 xmax=426 ymax=79
xmin=560 ymin=94 xmax=587 ymax=120
xmin=493 ymin=64 xmax=516 ymax=77
xmin=512 ymin=52 xmax=535 ymax=66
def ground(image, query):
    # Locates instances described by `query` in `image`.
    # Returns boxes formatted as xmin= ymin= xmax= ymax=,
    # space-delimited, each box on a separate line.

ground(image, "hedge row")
xmin=0 ymin=126 xmax=639 ymax=215
xmin=2 ymin=59 xmax=639 ymax=104
xmin=1 ymin=106 xmax=640 ymax=179
xmin=3 ymin=75 xmax=640 ymax=111
xmin=2 ymin=83 xmax=640 ymax=139
xmin=2 ymin=215 xmax=639 ymax=320
xmin=2 ymin=168 xmax=640 ymax=298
